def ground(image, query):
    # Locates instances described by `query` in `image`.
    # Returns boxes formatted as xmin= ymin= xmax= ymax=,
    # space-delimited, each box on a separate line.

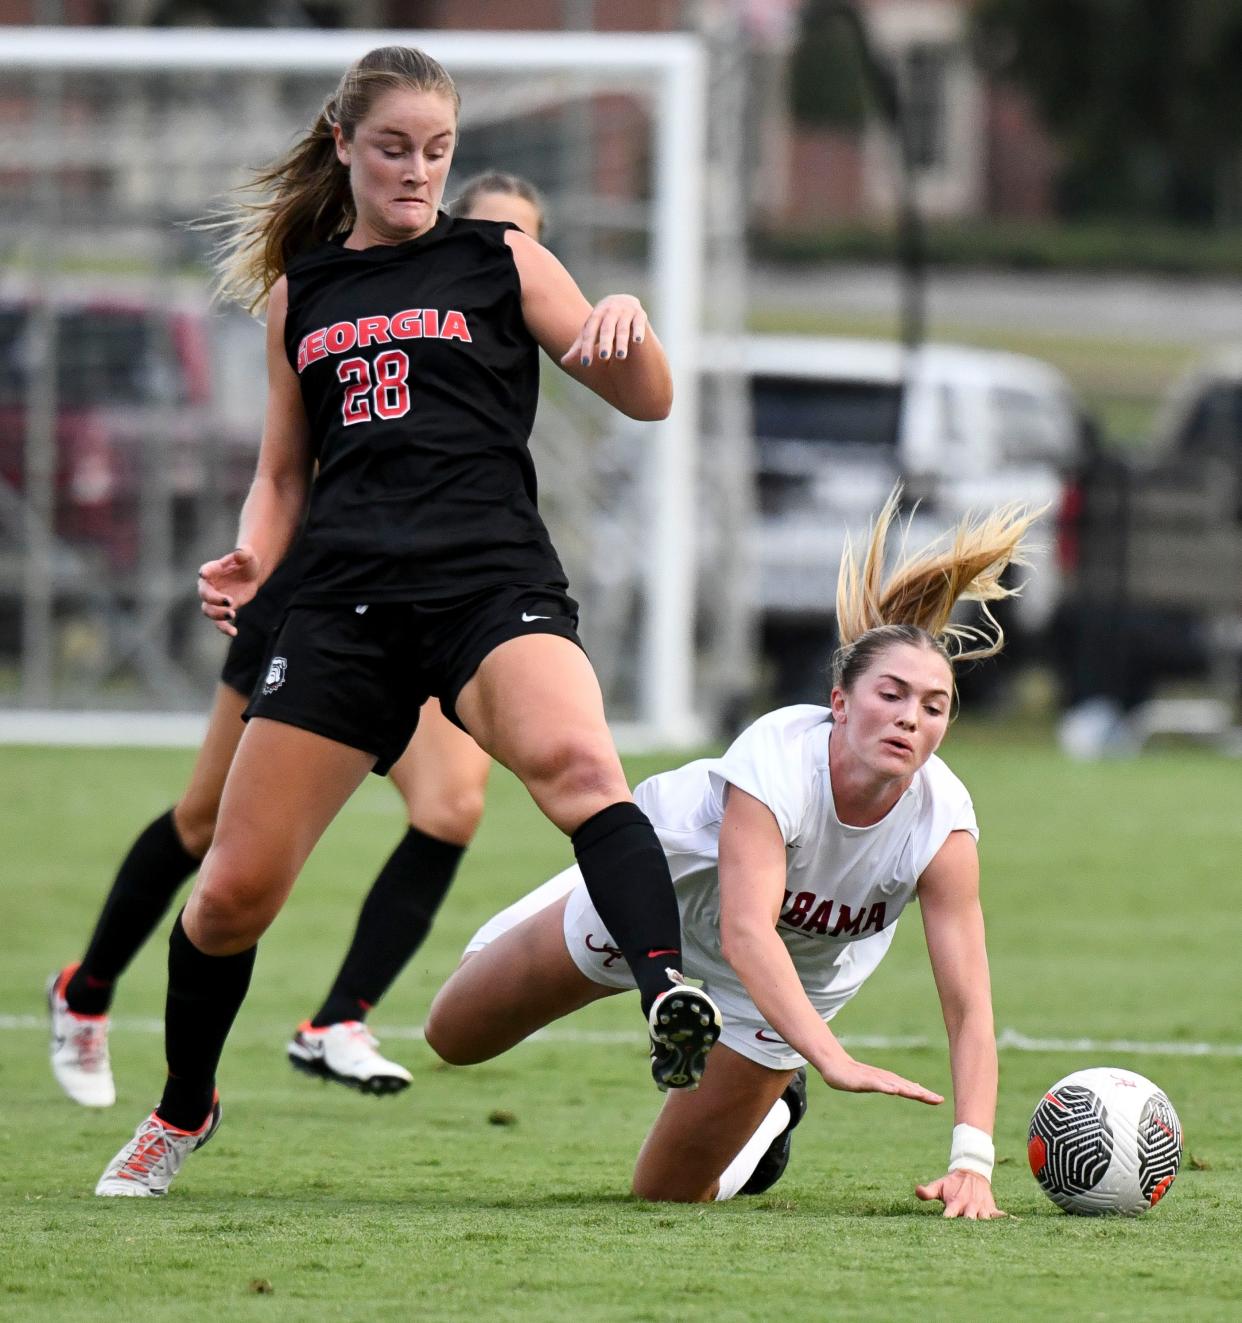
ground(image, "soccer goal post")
xmin=0 ymin=25 xmax=710 ymax=750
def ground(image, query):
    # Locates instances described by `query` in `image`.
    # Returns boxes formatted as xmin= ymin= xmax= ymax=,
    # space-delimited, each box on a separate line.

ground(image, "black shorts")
xmin=219 ymin=551 xmax=307 ymax=700
xmin=243 ymin=582 xmax=582 ymax=775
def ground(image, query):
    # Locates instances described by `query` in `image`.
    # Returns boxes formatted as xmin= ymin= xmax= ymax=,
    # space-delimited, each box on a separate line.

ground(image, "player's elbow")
xmin=635 ymin=393 xmax=673 ymax=422
xmin=618 ymin=376 xmax=672 ymax=421
xmin=718 ymin=918 xmax=766 ymax=974
xmin=618 ymin=398 xmax=671 ymax=423
xmin=718 ymin=926 xmax=741 ymax=969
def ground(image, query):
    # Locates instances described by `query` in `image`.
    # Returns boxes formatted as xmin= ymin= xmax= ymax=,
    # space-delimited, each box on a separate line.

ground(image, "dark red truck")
xmin=0 ymin=292 xmax=257 ymax=577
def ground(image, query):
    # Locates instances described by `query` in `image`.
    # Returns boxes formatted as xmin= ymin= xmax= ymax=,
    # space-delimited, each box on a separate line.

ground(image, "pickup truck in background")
xmin=1052 ymin=348 xmax=1242 ymax=757
xmin=0 ymin=290 xmax=258 ymax=576
xmin=0 ymin=286 xmax=262 ymax=688
xmin=708 ymin=335 xmax=1091 ymax=703
xmin=1150 ymin=347 xmax=1242 ymax=483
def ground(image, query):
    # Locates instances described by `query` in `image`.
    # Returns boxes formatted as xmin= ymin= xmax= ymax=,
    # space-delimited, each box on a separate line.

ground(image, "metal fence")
xmin=1 ymin=27 xmax=754 ymax=746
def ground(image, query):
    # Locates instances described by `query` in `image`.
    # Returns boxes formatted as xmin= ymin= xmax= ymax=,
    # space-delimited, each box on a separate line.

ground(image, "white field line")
xmin=6 ymin=1014 xmax=1242 ymax=1057
xmin=0 ymin=711 xmax=676 ymax=755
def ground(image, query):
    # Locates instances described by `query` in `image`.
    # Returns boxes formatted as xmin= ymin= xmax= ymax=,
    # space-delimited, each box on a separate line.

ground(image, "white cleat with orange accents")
xmin=47 ymin=966 xmax=116 ymax=1108
xmin=95 ymin=1095 xmax=221 ymax=1197
xmin=287 ymin=1020 xmax=413 ymax=1095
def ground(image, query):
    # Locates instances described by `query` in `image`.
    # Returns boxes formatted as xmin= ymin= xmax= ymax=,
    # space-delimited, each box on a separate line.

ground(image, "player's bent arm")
xmin=717 ymin=786 xmax=852 ymax=1073
xmin=717 ymin=787 xmax=942 ymax=1106
xmin=505 ymin=229 xmax=673 ymax=421
xmin=235 ymin=278 xmax=313 ymax=577
xmin=914 ymin=829 xmax=1006 ymax=1218
xmin=198 ymin=279 xmax=312 ymax=633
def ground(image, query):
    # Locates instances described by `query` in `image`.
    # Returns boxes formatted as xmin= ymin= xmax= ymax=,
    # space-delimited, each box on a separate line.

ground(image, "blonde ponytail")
xmin=205 ymin=103 xmax=352 ymax=314
xmin=832 ymin=488 xmax=1041 ymax=689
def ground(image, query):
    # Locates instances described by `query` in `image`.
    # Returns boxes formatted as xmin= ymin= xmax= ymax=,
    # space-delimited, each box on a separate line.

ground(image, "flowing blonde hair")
xmin=832 ymin=488 xmax=1042 ymax=691
xmin=206 ymin=46 xmax=460 ymax=314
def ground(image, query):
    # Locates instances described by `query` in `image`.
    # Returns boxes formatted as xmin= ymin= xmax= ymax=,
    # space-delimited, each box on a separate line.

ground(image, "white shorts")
xmin=463 ymin=866 xmax=824 ymax=1073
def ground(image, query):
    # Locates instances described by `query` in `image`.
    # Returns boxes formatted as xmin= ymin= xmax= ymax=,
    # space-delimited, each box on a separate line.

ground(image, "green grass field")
xmin=3 ymin=727 xmax=1241 ymax=1321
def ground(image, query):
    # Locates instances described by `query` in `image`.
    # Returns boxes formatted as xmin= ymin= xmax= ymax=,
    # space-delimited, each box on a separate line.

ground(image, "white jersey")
xmin=466 ymin=704 xmax=978 ymax=1070
xmin=634 ymin=704 xmax=978 ymax=1026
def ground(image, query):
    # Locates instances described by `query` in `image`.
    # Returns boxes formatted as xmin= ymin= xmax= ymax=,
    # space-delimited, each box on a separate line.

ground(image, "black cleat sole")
xmin=649 ymin=988 xmax=722 ymax=1091
xmin=287 ymin=1051 xmax=411 ymax=1096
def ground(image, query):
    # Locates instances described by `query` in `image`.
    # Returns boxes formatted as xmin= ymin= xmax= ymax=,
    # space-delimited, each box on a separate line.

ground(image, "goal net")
xmin=1 ymin=25 xmax=744 ymax=750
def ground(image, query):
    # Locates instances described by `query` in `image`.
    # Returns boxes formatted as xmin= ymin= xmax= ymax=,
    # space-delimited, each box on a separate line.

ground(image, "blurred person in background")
xmin=425 ymin=492 xmax=1035 ymax=1218
xmin=1051 ymin=440 xmax=1212 ymax=759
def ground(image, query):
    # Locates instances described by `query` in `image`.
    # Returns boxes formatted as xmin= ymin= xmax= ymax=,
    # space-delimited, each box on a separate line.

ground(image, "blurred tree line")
xmin=790 ymin=0 xmax=1242 ymax=229
xmin=788 ymin=0 xmax=870 ymax=131
xmin=975 ymin=0 xmax=1242 ymax=227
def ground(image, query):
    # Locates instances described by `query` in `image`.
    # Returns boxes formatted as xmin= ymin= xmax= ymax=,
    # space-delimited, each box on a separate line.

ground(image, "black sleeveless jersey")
xmin=282 ymin=213 xmax=567 ymax=604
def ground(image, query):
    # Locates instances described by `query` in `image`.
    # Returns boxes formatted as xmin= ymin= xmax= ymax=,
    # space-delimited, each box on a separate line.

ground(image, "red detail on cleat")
xmin=54 ymin=963 xmax=108 ymax=1021
xmin=1028 ymin=1135 xmax=1047 ymax=1176
xmin=152 ymin=1090 xmax=220 ymax=1138
xmin=1150 ymin=1176 xmax=1174 ymax=1206
xmin=646 ymin=948 xmax=679 ymax=959
xmin=54 ymin=964 xmax=79 ymax=998
xmin=120 ymin=1125 xmax=171 ymax=1179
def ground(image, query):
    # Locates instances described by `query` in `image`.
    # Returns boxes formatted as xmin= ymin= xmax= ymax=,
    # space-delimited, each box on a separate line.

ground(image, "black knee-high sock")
xmin=65 ymin=810 xmax=201 ymax=1016
xmin=157 ymin=913 xmax=255 ymax=1132
xmin=572 ymin=802 xmax=682 ymax=1016
xmin=310 ymin=827 xmax=465 ymax=1028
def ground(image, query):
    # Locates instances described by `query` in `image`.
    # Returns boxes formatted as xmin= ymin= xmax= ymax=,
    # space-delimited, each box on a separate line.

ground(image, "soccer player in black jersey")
xmin=49 ymin=175 xmax=550 ymax=1108
xmin=95 ymin=47 xmax=720 ymax=1197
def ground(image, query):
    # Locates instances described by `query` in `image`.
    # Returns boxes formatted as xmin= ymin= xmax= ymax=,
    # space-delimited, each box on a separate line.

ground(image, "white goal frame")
xmin=1 ymin=26 xmax=707 ymax=751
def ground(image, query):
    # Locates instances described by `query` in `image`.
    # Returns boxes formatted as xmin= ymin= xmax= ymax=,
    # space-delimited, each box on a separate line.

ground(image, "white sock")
xmin=714 ymin=1096 xmax=792 ymax=1202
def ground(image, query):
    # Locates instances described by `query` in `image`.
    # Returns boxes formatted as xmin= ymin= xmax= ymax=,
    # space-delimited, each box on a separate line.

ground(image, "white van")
xmin=708 ymin=335 xmax=1087 ymax=636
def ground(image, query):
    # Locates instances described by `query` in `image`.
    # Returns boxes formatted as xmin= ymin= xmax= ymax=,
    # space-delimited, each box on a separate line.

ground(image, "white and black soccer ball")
xmin=1027 ymin=1067 xmax=1182 ymax=1216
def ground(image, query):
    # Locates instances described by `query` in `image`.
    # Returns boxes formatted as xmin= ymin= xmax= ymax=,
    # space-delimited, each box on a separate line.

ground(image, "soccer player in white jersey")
xmin=424 ymin=491 xmax=1039 ymax=1218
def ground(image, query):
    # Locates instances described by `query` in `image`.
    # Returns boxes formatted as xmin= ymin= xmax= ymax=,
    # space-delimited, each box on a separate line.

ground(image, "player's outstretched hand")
xmin=197 ymin=545 xmax=261 ymax=636
xmin=561 ymin=294 xmax=648 ymax=369
xmin=817 ymin=1056 xmax=943 ymax=1105
xmin=915 ymin=1170 xmax=1007 ymax=1220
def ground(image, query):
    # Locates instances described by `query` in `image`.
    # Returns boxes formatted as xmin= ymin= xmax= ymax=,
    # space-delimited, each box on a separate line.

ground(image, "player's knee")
xmin=413 ymin=783 xmax=486 ymax=844
xmin=171 ymin=797 xmax=218 ymax=860
xmin=191 ymin=855 xmax=280 ymax=949
xmin=519 ymin=735 xmax=622 ymax=816
xmin=420 ymin=1017 xmax=463 ymax=1064
xmin=630 ymin=1170 xmax=709 ymax=1204
xmin=422 ymin=993 xmax=484 ymax=1065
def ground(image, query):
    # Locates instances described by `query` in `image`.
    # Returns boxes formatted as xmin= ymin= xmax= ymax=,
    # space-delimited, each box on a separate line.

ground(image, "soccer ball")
xmin=1027 ymin=1067 xmax=1182 ymax=1216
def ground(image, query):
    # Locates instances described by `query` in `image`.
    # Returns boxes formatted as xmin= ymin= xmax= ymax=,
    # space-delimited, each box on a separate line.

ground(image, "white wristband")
xmin=948 ymin=1123 xmax=995 ymax=1181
